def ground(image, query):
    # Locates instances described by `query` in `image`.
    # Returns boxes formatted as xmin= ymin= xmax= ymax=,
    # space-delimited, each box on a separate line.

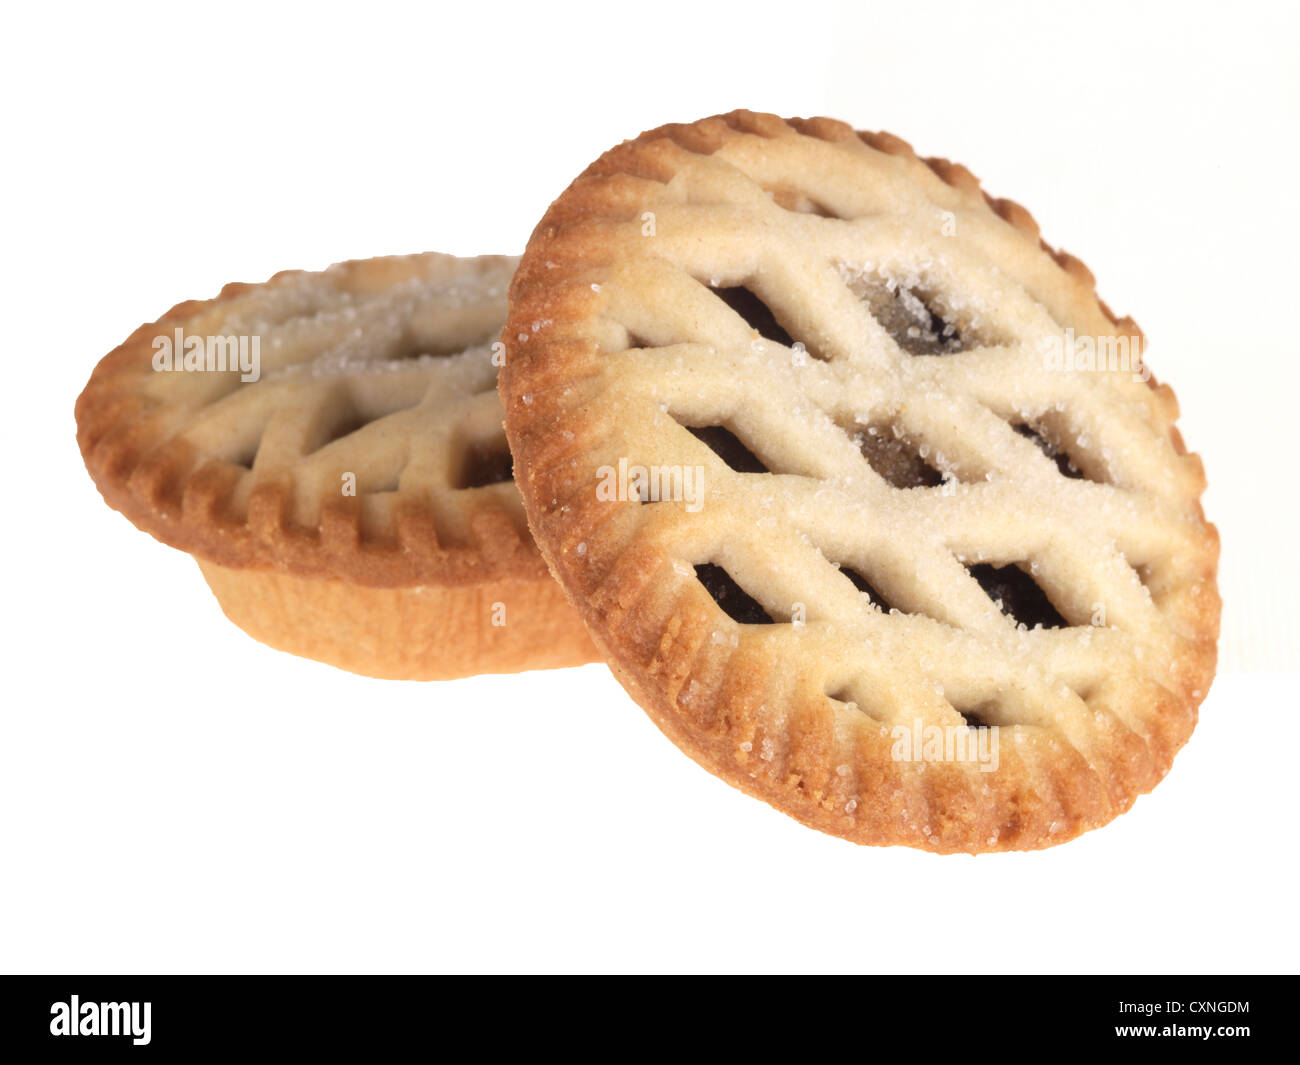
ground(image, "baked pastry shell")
xmin=500 ymin=112 xmax=1221 ymax=851
xmin=77 ymin=253 xmax=598 ymax=678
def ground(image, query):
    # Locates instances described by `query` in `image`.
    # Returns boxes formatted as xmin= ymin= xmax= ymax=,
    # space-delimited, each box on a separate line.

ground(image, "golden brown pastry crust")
xmin=77 ymin=253 xmax=544 ymax=587
xmin=501 ymin=112 xmax=1220 ymax=851
xmin=197 ymin=560 xmax=596 ymax=680
xmin=78 ymin=252 xmax=597 ymax=677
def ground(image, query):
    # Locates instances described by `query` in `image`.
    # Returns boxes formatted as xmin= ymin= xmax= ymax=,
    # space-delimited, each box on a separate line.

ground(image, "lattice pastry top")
xmin=78 ymin=253 xmax=542 ymax=586
xmin=501 ymin=112 xmax=1220 ymax=851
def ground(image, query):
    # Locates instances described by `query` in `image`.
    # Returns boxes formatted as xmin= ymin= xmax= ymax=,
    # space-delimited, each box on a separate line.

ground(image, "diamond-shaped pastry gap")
xmin=843 ymin=269 xmax=1007 ymax=357
xmin=694 ymin=562 xmax=776 ymax=625
xmin=938 ymin=683 xmax=1020 ymax=729
xmin=1033 ymin=411 xmax=1113 ymax=485
xmin=1012 ymin=421 xmax=1086 ymax=481
xmin=386 ymin=332 xmax=475 ymax=362
xmin=1129 ymin=560 xmax=1169 ymax=611
xmin=1073 ymin=679 xmax=1102 ymax=705
xmin=311 ymin=410 xmax=370 ymax=454
xmin=764 ymin=185 xmax=839 ymax=218
xmin=836 ymin=564 xmax=897 ymax=614
xmin=825 ymin=687 xmax=884 ymax=723
xmin=454 ymin=436 xmax=514 ymax=489
xmin=709 ymin=284 xmax=799 ymax=349
xmin=228 ymin=436 xmax=261 ymax=471
xmin=967 ymin=562 xmax=1068 ymax=630
xmin=854 ymin=278 xmax=964 ymax=355
xmin=844 ymin=420 xmax=946 ymax=488
xmin=683 ymin=424 xmax=770 ymax=474
xmin=955 ymin=703 xmax=997 ymax=729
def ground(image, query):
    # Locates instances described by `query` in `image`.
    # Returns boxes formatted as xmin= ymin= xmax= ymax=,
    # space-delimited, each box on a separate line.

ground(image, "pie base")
xmin=196 ymin=560 xmax=597 ymax=681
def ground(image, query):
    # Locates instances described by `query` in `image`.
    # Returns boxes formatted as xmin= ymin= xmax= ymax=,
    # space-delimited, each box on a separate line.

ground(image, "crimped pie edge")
xmin=77 ymin=252 xmax=549 ymax=589
xmin=500 ymin=111 xmax=1221 ymax=852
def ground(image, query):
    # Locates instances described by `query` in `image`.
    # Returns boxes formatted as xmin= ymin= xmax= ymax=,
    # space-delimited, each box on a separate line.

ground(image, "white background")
xmin=3 ymin=0 xmax=1296 ymax=974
